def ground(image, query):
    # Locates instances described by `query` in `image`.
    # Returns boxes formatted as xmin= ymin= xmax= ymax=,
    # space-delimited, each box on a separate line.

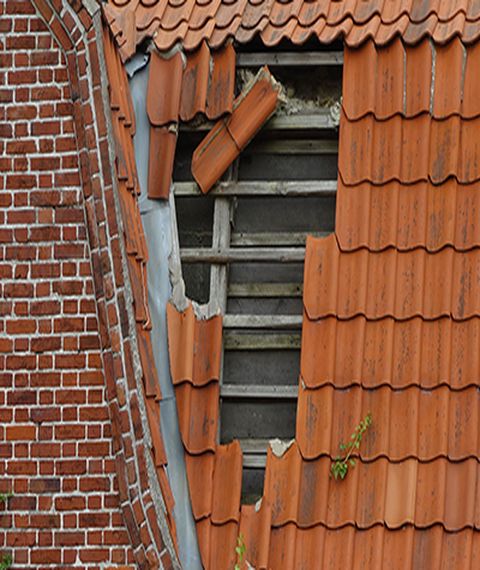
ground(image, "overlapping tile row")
xmin=304 ymin=235 xmax=480 ymax=320
xmin=301 ymin=315 xmax=480 ymax=390
xmin=268 ymin=525 xmax=480 ymax=569
xmin=103 ymin=0 xmax=480 ymax=60
xmin=192 ymin=66 xmax=280 ymax=193
xmin=337 ymin=38 xmax=480 ymax=252
xmin=297 ymin=384 xmax=480 ymax=461
xmin=265 ymin=446 xmax=480 ymax=530
xmin=103 ymin=28 xmax=178 ymax=541
xmin=166 ymin=303 xmax=243 ymax=568
xmin=146 ymin=42 xmax=235 ymax=199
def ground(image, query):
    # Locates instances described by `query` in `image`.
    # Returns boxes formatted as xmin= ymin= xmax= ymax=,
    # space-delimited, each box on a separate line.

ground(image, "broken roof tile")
xmin=192 ymin=66 xmax=280 ymax=193
xmin=211 ymin=441 xmax=243 ymax=524
xmin=239 ymin=500 xmax=272 ymax=569
xmin=167 ymin=302 xmax=222 ymax=386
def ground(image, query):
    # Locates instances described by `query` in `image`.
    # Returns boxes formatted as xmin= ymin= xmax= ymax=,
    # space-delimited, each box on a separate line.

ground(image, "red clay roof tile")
xmin=205 ymin=43 xmax=235 ymax=119
xmin=148 ymin=126 xmax=177 ymax=199
xmin=167 ymin=302 xmax=222 ymax=386
xmin=185 ymin=452 xmax=215 ymax=519
xmin=211 ymin=441 xmax=242 ymax=524
xmin=175 ymin=381 xmax=220 ymax=453
xmin=303 ymin=235 xmax=480 ymax=321
xmin=301 ymin=316 xmax=480 ymax=389
xmin=265 ymin=446 xmax=480 ymax=530
xmin=146 ymin=50 xmax=184 ymax=126
xmin=192 ymin=65 xmax=280 ymax=193
xmin=105 ymin=0 xmax=480 ymax=58
xmin=180 ymin=41 xmax=210 ymax=121
xmin=336 ymin=179 xmax=480 ymax=252
xmin=297 ymin=384 xmax=480 ymax=461
xmin=239 ymin=500 xmax=272 ymax=569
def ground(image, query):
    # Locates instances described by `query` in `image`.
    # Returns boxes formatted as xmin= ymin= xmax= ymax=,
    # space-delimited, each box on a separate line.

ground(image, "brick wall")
xmin=0 ymin=2 xmax=136 ymax=567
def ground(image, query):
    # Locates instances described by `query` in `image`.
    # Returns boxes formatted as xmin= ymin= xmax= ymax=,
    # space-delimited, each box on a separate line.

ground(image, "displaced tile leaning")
xmin=191 ymin=65 xmax=281 ymax=193
xmin=165 ymin=37 xmax=480 ymax=569
xmin=146 ymin=42 xmax=236 ymax=199
xmin=104 ymin=0 xmax=480 ymax=60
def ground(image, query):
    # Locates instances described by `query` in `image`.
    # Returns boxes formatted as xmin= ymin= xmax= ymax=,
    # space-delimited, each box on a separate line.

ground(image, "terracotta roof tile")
xmin=205 ymin=43 xmax=235 ymax=118
xmin=265 ymin=446 xmax=480 ymax=530
xmin=269 ymin=525 xmax=480 ymax=569
xmin=185 ymin=452 xmax=215 ymax=519
xmin=239 ymin=500 xmax=272 ymax=569
xmin=146 ymin=50 xmax=183 ymax=126
xmin=336 ymin=179 xmax=480 ymax=252
xmin=303 ymin=235 xmax=480 ymax=321
xmin=188 ymin=0 xmax=222 ymax=30
xmin=144 ymin=42 xmax=236 ymax=200
xmin=183 ymin=18 xmax=217 ymax=49
xmin=148 ymin=126 xmax=177 ymax=199
xmin=104 ymin=0 xmax=480 ymax=58
xmin=175 ymin=381 xmax=220 ymax=453
xmin=180 ymin=41 xmax=210 ymax=121
xmin=297 ymin=384 xmax=480 ymax=461
xmin=192 ymin=65 xmax=280 ymax=193
xmin=167 ymin=302 xmax=222 ymax=386
xmin=211 ymin=441 xmax=242 ymax=524
xmin=196 ymin=519 xmax=238 ymax=569
xmin=301 ymin=316 xmax=480 ymax=389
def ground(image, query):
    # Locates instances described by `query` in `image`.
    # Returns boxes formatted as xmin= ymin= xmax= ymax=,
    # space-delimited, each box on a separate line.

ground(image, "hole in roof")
xmin=173 ymin=50 xmax=341 ymax=497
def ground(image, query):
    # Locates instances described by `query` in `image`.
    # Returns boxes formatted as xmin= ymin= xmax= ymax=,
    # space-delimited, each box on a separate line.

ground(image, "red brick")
xmin=55 ymin=496 xmax=85 ymax=511
xmin=31 ymin=549 xmax=61 ymax=564
xmin=6 ymin=425 xmax=36 ymax=441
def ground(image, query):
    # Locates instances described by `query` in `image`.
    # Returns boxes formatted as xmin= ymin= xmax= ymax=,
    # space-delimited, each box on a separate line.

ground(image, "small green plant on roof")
xmin=234 ymin=533 xmax=246 ymax=570
xmin=331 ymin=412 xmax=372 ymax=481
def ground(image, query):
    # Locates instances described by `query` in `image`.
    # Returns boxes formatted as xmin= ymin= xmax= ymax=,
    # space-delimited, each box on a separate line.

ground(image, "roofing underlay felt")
xmin=102 ymin=6 xmax=480 ymax=570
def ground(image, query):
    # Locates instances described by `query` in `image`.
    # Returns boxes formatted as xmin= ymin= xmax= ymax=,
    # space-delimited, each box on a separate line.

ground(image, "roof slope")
xmin=167 ymin=35 xmax=480 ymax=569
xmin=104 ymin=0 xmax=480 ymax=60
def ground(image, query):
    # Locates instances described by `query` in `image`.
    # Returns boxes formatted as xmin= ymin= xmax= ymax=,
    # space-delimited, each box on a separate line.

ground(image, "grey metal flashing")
xmin=129 ymin=61 xmax=202 ymax=570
